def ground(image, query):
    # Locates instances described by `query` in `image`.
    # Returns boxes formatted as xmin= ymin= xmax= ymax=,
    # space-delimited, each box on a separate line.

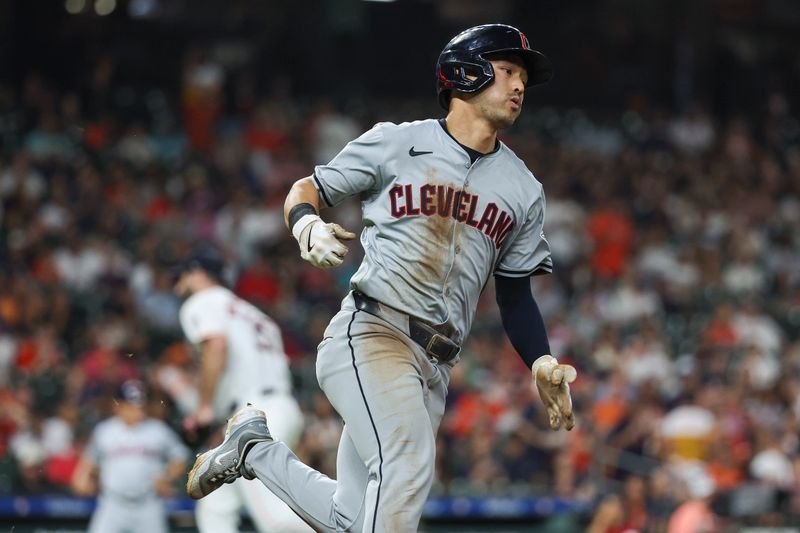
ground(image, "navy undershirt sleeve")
xmin=494 ymin=275 xmax=551 ymax=369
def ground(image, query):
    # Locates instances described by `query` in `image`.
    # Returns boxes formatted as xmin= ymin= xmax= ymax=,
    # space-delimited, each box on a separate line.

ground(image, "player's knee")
xmin=388 ymin=431 xmax=436 ymax=493
xmin=402 ymin=462 xmax=435 ymax=497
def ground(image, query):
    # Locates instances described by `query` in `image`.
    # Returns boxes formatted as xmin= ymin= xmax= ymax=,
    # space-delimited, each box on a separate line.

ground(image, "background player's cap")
xmin=171 ymin=245 xmax=226 ymax=281
xmin=115 ymin=379 xmax=147 ymax=406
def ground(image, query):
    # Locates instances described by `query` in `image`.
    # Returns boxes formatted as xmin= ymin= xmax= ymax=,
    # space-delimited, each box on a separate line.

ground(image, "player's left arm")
xmin=494 ymin=185 xmax=576 ymax=430
xmin=155 ymin=457 xmax=188 ymax=497
xmin=156 ymin=425 xmax=190 ymax=496
xmin=285 ymin=177 xmax=356 ymax=268
xmin=495 ymin=276 xmax=577 ymax=431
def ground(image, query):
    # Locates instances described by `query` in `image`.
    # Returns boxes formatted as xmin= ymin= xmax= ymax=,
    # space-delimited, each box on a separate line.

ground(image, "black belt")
xmin=352 ymin=292 xmax=460 ymax=362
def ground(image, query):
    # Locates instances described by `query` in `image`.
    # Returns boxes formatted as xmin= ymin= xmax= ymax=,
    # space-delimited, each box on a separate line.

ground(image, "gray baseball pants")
xmin=245 ymin=292 xmax=453 ymax=532
xmin=88 ymin=494 xmax=168 ymax=533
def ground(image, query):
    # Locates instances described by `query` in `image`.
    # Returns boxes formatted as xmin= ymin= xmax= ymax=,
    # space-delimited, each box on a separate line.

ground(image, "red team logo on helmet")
xmin=519 ymin=31 xmax=530 ymax=49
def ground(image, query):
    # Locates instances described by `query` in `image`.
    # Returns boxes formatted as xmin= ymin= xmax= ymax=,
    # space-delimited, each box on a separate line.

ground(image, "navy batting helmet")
xmin=436 ymin=24 xmax=552 ymax=110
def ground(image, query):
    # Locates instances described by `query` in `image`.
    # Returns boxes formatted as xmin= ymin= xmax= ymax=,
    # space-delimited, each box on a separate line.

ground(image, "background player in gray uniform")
xmin=71 ymin=379 xmax=188 ymax=533
xmin=174 ymin=248 xmax=312 ymax=533
xmin=185 ymin=24 xmax=578 ymax=532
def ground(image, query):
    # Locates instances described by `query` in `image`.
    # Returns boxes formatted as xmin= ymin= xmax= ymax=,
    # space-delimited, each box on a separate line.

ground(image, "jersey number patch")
xmin=228 ymin=299 xmax=276 ymax=354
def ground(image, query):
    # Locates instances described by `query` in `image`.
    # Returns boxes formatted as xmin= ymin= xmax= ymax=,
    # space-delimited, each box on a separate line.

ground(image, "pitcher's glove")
xmin=531 ymin=355 xmax=577 ymax=430
xmin=291 ymin=214 xmax=356 ymax=268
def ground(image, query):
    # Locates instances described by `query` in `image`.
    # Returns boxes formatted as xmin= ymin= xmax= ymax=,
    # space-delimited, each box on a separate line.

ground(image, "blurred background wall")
xmin=5 ymin=0 xmax=800 ymax=115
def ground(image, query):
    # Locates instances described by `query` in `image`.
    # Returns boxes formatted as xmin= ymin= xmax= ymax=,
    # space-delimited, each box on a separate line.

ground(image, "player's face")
xmin=115 ymin=402 xmax=146 ymax=424
xmin=175 ymin=268 xmax=216 ymax=298
xmin=174 ymin=270 xmax=199 ymax=298
xmin=474 ymin=56 xmax=528 ymax=129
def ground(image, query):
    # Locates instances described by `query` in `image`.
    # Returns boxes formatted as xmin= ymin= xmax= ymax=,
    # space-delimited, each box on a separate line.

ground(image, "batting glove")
xmin=531 ymin=354 xmax=577 ymax=431
xmin=292 ymin=214 xmax=356 ymax=268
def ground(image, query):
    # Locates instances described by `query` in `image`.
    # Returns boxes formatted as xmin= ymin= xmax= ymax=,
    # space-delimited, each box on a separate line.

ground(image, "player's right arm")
xmin=71 ymin=455 xmax=98 ymax=496
xmin=284 ymin=176 xmax=322 ymax=222
xmin=284 ymin=177 xmax=356 ymax=268
xmin=154 ymin=424 xmax=190 ymax=497
xmin=192 ymin=335 xmax=227 ymax=427
xmin=178 ymin=293 xmax=228 ymax=432
xmin=285 ymin=123 xmax=386 ymax=268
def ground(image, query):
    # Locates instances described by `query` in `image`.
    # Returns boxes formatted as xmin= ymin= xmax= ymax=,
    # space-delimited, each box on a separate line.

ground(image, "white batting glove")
xmin=531 ymin=354 xmax=577 ymax=431
xmin=292 ymin=214 xmax=356 ymax=268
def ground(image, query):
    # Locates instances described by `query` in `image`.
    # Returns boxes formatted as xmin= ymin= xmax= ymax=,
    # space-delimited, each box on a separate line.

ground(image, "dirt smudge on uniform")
xmin=414 ymin=181 xmax=457 ymax=286
xmin=357 ymin=321 xmax=420 ymax=386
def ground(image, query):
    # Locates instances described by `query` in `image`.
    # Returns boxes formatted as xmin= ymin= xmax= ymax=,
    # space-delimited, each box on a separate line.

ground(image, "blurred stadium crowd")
xmin=0 ymin=51 xmax=799 ymax=531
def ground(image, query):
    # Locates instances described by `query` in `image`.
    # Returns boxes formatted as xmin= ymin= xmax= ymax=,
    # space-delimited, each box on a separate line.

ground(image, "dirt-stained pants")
xmin=245 ymin=291 xmax=452 ymax=532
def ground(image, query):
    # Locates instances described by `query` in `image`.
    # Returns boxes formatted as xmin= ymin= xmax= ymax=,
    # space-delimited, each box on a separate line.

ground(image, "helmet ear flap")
xmin=437 ymin=57 xmax=494 ymax=103
xmin=457 ymin=63 xmax=490 ymax=83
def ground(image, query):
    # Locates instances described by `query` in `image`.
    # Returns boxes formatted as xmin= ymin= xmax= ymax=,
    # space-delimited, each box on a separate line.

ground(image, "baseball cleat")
xmin=186 ymin=404 xmax=272 ymax=499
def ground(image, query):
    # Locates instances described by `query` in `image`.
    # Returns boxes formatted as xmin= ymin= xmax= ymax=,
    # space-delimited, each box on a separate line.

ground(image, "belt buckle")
xmin=426 ymin=333 xmax=456 ymax=361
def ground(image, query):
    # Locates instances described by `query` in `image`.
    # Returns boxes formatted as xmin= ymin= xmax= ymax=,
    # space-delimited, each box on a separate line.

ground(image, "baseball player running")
xmin=174 ymin=248 xmax=312 ymax=532
xmin=186 ymin=24 xmax=578 ymax=532
xmin=71 ymin=380 xmax=188 ymax=533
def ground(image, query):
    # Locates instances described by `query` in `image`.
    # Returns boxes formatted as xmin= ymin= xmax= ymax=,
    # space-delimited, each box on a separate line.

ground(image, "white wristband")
xmin=291 ymin=214 xmax=322 ymax=242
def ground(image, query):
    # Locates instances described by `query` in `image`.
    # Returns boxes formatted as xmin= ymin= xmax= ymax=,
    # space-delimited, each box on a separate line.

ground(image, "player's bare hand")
xmin=294 ymin=215 xmax=356 ymax=268
xmin=531 ymin=355 xmax=577 ymax=431
xmin=154 ymin=476 xmax=176 ymax=497
xmin=71 ymin=476 xmax=97 ymax=497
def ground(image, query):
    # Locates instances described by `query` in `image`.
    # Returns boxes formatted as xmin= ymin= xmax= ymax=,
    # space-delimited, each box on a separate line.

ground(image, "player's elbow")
xmin=287 ymin=176 xmax=323 ymax=209
xmin=287 ymin=176 xmax=313 ymax=197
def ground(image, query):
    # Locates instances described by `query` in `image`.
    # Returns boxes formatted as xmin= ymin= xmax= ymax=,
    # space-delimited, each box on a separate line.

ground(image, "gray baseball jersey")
xmin=85 ymin=416 xmax=188 ymax=533
xmin=87 ymin=417 xmax=188 ymax=499
xmin=312 ymin=119 xmax=551 ymax=342
xmin=243 ymin=119 xmax=553 ymax=532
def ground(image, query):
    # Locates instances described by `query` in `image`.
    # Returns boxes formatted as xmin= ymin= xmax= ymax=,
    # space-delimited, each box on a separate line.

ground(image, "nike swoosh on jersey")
xmin=307 ymin=228 xmax=314 ymax=252
xmin=409 ymin=146 xmax=433 ymax=157
xmin=214 ymin=449 xmax=237 ymax=466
